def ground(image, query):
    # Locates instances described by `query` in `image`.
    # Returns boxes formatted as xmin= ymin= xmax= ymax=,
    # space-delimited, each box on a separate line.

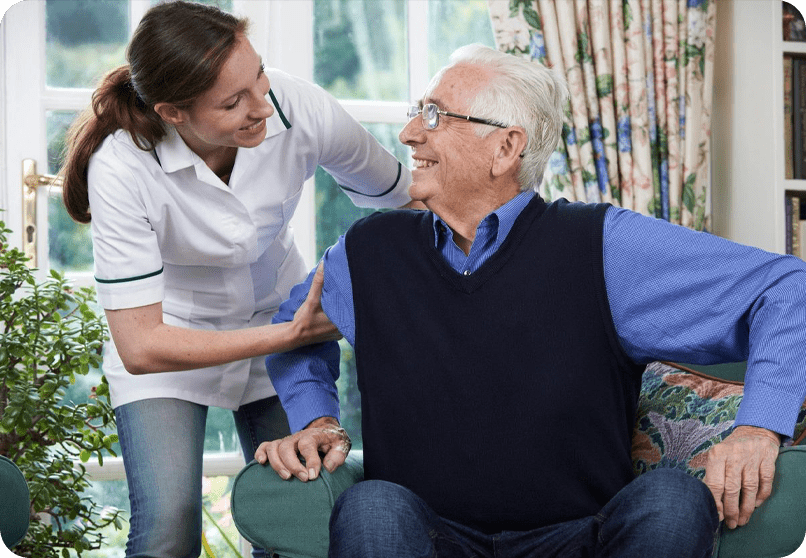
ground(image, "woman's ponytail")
xmin=61 ymin=66 xmax=165 ymax=223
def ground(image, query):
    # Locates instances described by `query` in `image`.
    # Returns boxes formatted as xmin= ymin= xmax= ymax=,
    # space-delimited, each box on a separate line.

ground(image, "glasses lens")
xmin=407 ymin=106 xmax=421 ymax=120
xmin=423 ymin=104 xmax=439 ymax=129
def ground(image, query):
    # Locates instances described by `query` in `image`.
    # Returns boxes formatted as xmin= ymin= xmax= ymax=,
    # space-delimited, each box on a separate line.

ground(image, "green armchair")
xmin=231 ymin=362 xmax=806 ymax=558
xmin=0 ymin=455 xmax=30 ymax=551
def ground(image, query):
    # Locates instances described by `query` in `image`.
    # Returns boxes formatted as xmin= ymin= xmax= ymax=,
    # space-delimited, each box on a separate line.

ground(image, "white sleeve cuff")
xmin=95 ymin=269 xmax=164 ymax=310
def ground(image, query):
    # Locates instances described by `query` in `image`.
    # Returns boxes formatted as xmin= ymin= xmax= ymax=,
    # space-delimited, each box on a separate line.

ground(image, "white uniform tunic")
xmin=87 ymin=69 xmax=411 ymax=410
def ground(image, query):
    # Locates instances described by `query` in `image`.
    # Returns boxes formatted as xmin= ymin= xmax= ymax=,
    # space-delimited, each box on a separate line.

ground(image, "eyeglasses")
xmin=407 ymin=103 xmax=508 ymax=130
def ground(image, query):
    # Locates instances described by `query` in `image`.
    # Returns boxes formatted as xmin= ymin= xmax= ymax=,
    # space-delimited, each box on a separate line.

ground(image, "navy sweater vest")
xmin=344 ymin=196 xmax=644 ymax=534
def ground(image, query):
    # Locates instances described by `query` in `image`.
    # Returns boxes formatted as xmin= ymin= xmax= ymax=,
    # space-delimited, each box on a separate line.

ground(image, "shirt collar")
xmin=154 ymin=125 xmax=198 ymax=173
xmin=431 ymin=189 xmax=536 ymax=247
xmin=151 ymin=127 xmax=230 ymax=189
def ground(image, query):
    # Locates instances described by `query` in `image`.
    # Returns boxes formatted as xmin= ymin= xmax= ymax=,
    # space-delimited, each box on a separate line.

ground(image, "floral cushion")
xmin=632 ymin=361 xmax=806 ymax=479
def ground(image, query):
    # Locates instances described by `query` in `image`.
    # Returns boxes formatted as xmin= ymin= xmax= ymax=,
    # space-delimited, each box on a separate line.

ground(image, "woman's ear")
xmin=491 ymin=126 xmax=528 ymax=178
xmin=153 ymin=102 xmax=187 ymax=125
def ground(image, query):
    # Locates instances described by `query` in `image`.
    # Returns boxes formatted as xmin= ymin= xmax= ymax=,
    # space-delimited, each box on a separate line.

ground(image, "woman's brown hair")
xmin=61 ymin=1 xmax=249 ymax=223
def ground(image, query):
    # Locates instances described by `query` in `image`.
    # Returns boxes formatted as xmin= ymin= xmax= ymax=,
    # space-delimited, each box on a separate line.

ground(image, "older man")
xmin=257 ymin=45 xmax=806 ymax=558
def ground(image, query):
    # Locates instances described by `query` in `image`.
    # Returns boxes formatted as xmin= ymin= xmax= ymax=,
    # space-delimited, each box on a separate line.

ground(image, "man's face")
xmin=398 ymin=64 xmax=499 ymax=209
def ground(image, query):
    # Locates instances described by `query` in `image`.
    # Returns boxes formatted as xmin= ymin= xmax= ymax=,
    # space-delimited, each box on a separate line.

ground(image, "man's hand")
xmin=704 ymin=425 xmax=780 ymax=529
xmin=254 ymin=417 xmax=351 ymax=482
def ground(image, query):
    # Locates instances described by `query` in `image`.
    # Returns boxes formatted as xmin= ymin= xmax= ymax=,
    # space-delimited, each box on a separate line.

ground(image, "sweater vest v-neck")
xmin=344 ymin=196 xmax=644 ymax=534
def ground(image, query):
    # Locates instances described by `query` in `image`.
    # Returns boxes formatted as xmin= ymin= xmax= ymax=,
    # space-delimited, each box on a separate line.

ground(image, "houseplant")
xmin=0 ymin=219 xmax=123 ymax=557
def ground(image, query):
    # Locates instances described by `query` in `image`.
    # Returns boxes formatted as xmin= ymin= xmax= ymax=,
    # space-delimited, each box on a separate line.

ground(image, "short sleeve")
xmin=88 ymin=137 xmax=165 ymax=310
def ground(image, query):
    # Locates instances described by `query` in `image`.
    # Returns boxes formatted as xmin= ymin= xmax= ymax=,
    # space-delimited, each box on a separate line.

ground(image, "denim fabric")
xmin=328 ymin=468 xmax=720 ymax=558
xmin=116 ymin=396 xmax=290 ymax=558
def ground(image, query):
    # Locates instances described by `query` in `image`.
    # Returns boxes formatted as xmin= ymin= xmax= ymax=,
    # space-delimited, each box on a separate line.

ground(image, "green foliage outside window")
xmin=46 ymin=0 xmax=127 ymax=46
xmin=314 ymin=0 xmax=408 ymax=102
xmin=45 ymin=0 xmax=128 ymax=89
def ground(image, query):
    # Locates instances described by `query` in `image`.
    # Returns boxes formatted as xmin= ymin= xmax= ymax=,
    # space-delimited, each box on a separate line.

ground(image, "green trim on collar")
xmin=95 ymin=267 xmax=164 ymax=284
xmin=268 ymin=90 xmax=291 ymax=130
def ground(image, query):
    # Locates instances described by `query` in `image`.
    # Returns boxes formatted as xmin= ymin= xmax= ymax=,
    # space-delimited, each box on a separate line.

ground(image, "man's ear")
xmin=491 ymin=126 xmax=528 ymax=178
xmin=153 ymin=102 xmax=187 ymax=126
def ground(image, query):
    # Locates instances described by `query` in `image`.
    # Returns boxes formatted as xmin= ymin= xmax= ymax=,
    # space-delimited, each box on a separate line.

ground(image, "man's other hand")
xmin=704 ymin=425 xmax=780 ymax=529
xmin=254 ymin=416 xmax=351 ymax=482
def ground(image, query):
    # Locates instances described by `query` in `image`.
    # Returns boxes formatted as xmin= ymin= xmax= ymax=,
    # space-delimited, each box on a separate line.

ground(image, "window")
xmin=2 ymin=0 xmax=493 ymax=553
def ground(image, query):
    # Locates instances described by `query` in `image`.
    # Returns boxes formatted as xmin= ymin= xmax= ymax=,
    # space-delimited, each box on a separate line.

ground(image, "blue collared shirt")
xmin=434 ymin=190 xmax=535 ymax=276
xmin=269 ymin=194 xmax=806 ymax=438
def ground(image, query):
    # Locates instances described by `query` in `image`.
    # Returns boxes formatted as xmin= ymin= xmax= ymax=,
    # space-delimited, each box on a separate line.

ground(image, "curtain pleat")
xmin=487 ymin=0 xmax=715 ymax=229
xmin=664 ymin=0 xmax=682 ymax=223
xmin=588 ymin=0 xmax=619 ymax=206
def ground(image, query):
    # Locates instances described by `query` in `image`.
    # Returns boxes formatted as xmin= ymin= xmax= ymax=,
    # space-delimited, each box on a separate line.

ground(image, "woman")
xmin=60 ymin=2 xmax=411 ymax=556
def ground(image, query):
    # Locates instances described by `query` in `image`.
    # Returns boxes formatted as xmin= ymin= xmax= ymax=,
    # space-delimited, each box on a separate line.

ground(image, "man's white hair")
xmin=425 ymin=44 xmax=568 ymax=190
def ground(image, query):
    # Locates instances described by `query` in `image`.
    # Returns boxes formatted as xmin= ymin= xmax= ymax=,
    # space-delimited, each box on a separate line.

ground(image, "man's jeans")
xmin=329 ymin=467 xmax=721 ymax=558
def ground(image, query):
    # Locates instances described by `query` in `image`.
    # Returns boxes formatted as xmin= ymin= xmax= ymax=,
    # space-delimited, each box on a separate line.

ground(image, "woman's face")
xmin=171 ymin=35 xmax=274 ymax=160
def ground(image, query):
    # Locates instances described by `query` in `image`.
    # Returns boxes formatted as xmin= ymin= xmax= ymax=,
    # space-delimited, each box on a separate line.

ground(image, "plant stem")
xmin=201 ymin=505 xmax=243 ymax=558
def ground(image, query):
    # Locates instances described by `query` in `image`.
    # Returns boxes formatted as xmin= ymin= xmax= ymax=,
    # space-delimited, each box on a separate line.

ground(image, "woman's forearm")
xmin=109 ymin=318 xmax=304 ymax=374
xmin=106 ymin=262 xmax=340 ymax=374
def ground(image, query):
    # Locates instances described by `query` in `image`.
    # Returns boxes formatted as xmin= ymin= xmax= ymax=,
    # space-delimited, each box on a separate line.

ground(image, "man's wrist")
xmin=306 ymin=416 xmax=341 ymax=429
xmin=732 ymin=425 xmax=782 ymax=445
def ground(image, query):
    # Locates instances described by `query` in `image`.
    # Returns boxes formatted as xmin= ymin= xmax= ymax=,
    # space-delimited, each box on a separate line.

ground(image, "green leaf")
xmin=682 ymin=173 xmax=697 ymax=212
xmin=79 ymin=450 xmax=91 ymax=463
xmin=522 ymin=5 xmax=541 ymax=31
xmin=622 ymin=2 xmax=634 ymax=30
xmin=596 ymin=74 xmax=614 ymax=98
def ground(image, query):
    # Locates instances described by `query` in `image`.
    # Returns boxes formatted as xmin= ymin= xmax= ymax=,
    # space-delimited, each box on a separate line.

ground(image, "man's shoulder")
xmin=348 ymin=208 xmax=429 ymax=233
xmin=344 ymin=209 xmax=429 ymax=257
xmin=546 ymin=197 xmax=610 ymax=215
xmin=540 ymin=198 xmax=611 ymax=230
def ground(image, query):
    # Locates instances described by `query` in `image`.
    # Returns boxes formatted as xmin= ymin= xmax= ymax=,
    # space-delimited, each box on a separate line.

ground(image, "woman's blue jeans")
xmin=115 ymin=396 xmax=290 ymax=558
xmin=329 ymin=467 xmax=721 ymax=558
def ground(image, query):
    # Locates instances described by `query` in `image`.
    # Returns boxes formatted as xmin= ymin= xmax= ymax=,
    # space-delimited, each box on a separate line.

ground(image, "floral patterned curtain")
xmin=487 ymin=0 xmax=716 ymax=230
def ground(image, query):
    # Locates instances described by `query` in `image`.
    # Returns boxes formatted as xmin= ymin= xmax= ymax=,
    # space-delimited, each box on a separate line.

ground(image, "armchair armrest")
xmin=716 ymin=446 xmax=806 ymax=558
xmin=231 ymin=447 xmax=806 ymax=558
xmin=231 ymin=451 xmax=364 ymax=558
xmin=0 ymin=455 xmax=30 ymax=549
